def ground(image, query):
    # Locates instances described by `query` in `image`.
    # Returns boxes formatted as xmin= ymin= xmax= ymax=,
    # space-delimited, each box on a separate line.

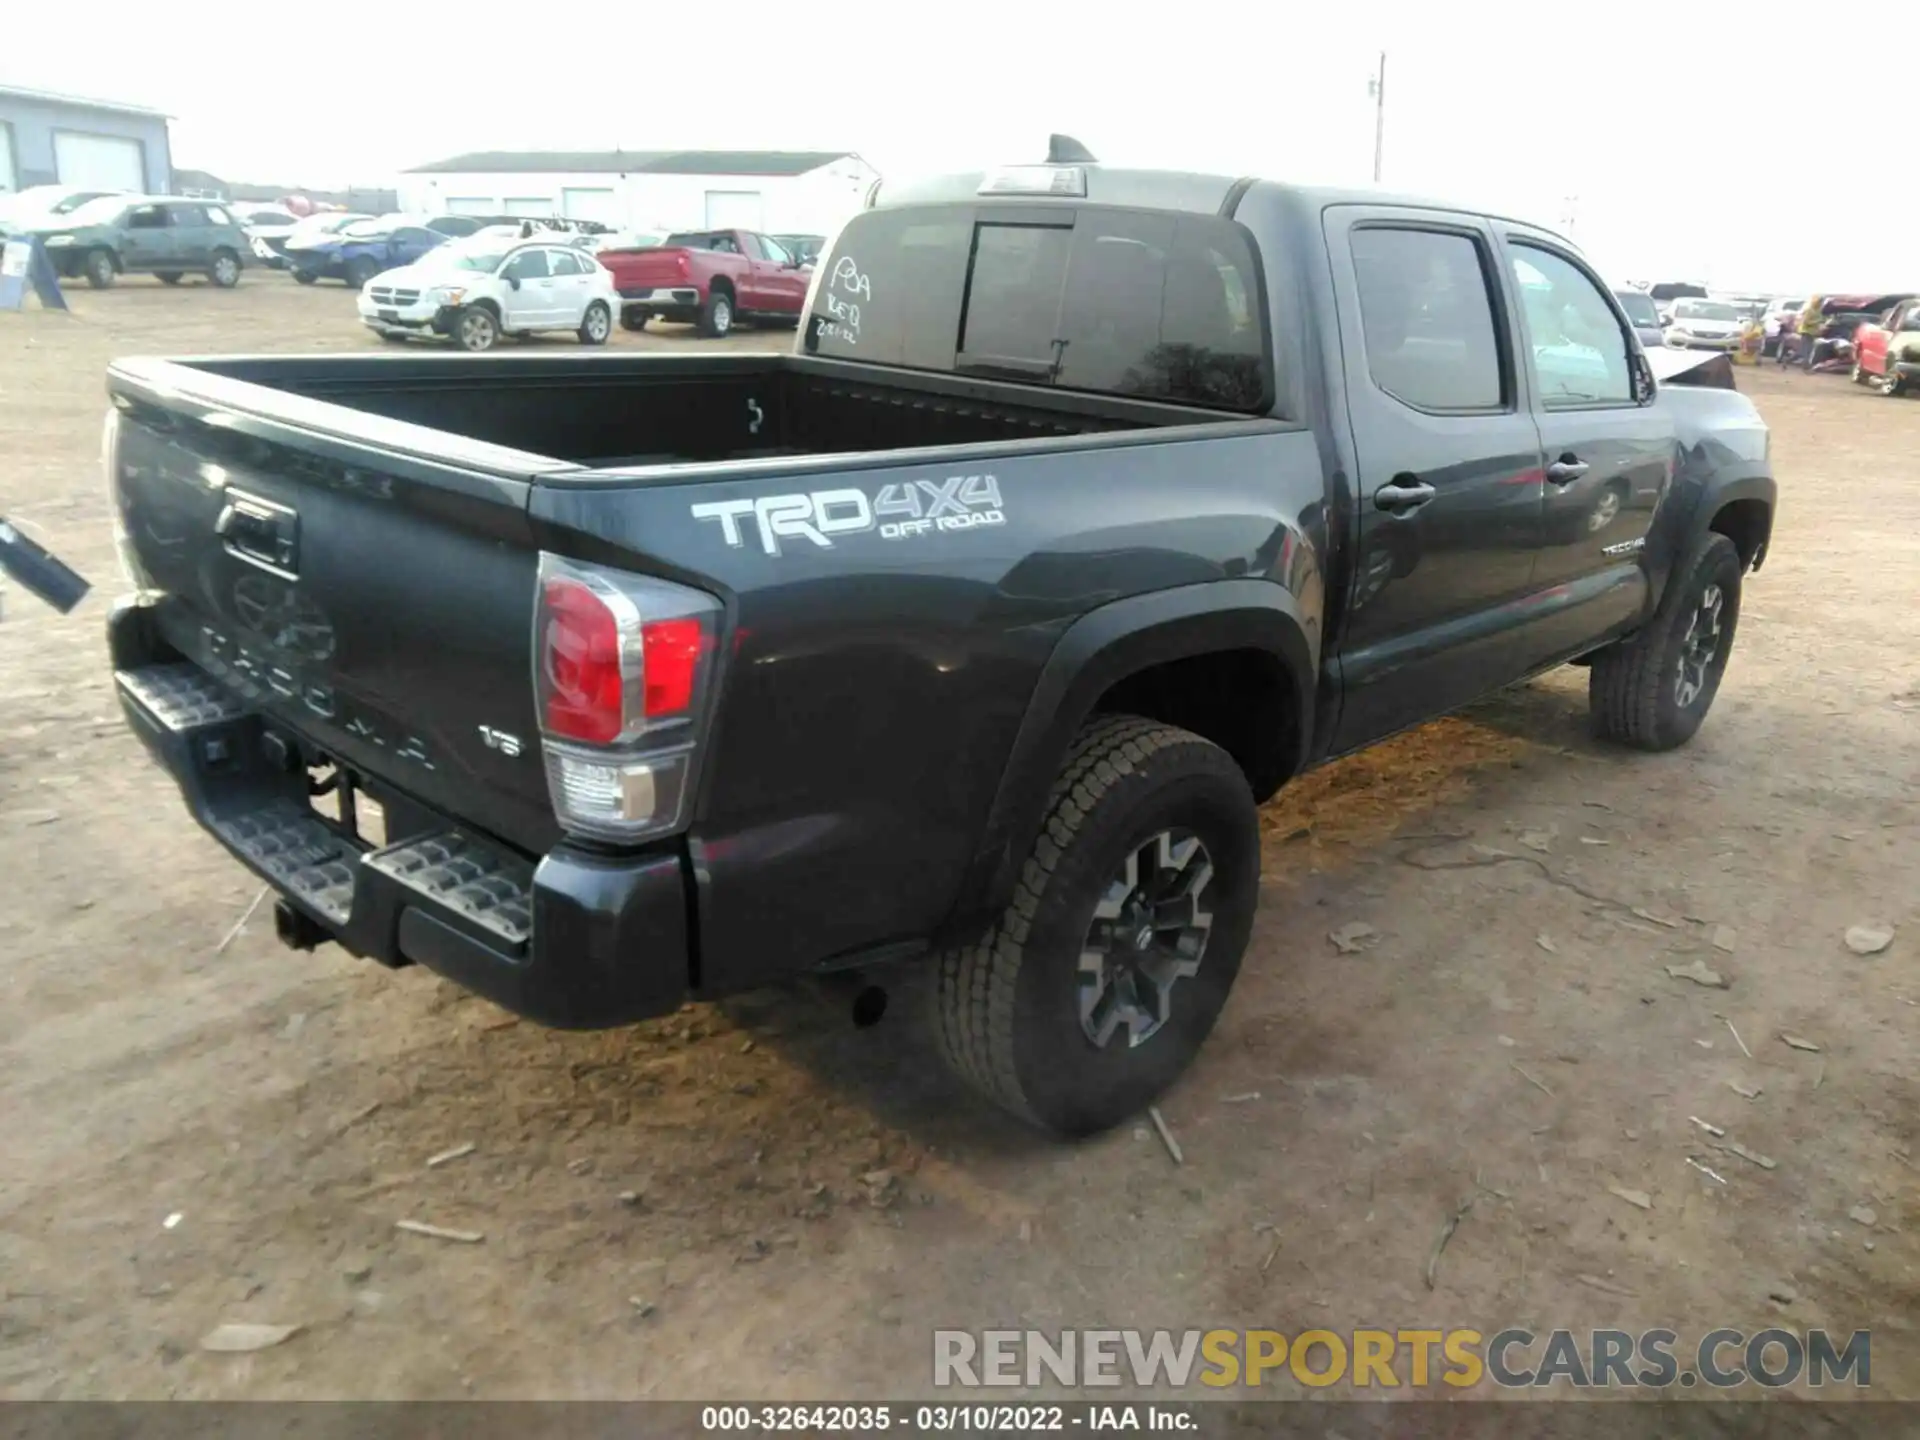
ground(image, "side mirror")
xmin=506 ymin=275 xmax=520 ymax=290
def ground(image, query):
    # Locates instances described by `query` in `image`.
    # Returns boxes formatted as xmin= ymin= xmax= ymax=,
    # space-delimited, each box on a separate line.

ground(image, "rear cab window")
xmin=803 ymin=202 xmax=1273 ymax=413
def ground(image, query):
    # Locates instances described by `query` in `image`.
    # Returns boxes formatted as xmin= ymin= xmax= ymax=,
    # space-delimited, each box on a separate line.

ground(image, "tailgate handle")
xmin=215 ymin=492 xmax=299 ymax=574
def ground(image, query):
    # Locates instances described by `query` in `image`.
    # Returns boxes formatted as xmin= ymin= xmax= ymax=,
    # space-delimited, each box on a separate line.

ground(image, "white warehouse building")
xmin=396 ymin=149 xmax=877 ymax=236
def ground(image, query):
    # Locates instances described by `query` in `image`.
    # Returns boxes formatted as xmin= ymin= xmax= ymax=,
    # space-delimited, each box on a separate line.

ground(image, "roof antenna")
xmin=1047 ymin=134 xmax=1097 ymax=165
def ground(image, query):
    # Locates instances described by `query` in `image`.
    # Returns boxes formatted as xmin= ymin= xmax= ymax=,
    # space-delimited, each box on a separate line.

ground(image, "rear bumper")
xmin=108 ymin=601 xmax=690 ymax=1028
xmin=619 ymin=286 xmax=701 ymax=311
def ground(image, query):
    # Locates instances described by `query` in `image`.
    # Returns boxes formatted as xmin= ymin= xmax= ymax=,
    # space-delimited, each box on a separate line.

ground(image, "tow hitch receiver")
xmin=274 ymin=899 xmax=330 ymax=952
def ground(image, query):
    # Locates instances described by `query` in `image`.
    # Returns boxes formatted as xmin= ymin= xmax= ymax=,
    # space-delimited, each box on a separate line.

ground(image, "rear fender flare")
xmin=944 ymin=579 xmax=1316 ymax=938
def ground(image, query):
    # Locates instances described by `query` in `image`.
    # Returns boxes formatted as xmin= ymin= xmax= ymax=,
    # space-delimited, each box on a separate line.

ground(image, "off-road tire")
xmin=696 ymin=289 xmax=734 ymax=338
xmin=1589 ymin=532 xmax=1742 ymax=751
xmin=578 ymin=300 xmax=612 ymax=346
xmin=85 ymin=248 xmax=117 ymax=289
xmin=933 ymin=715 xmax=1260 ymax=1136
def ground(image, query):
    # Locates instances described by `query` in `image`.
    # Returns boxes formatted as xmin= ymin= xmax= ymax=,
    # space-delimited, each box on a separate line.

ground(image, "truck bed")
xmin=106 ymin=346 xmax=1290 ymax=913
xmin=174 ymin=352 xmax=1231 ymax=472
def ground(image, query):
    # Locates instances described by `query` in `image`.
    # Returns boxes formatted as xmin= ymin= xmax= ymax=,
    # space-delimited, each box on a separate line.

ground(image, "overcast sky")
xmin=7 ymin=3 xmax=1912 ymax=293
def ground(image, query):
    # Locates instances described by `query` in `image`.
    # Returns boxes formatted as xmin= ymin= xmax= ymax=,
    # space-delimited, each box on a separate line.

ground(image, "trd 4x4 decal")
xmin=691 ymin=475 xmax=1004 ymax=556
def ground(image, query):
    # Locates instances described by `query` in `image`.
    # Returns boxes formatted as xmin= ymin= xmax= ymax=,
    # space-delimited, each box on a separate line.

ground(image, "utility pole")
xmin=1368 ymin=51 xmax=1387 ymax=184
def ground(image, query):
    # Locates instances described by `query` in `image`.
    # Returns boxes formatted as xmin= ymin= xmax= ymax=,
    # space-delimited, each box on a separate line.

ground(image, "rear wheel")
xmin=345 ymin=257 xmax=379 ymax=289
xmin=209 ymin=249 xmax=242 ymax=288
xmin=292 ymin=269 xmax=317 ymax=285
xmin=578 ymin=300 xmax=611 ymax=346
xmin=1589 ymin=532 xmax=1742 ymax=751
xmin=454 ymin=305 xmax=499 ymax=352
xmin=696 ymin=290 xmax=734 ymax=338
xmin=85 ymin=248 xmax=117 ymax=289
xmin=932 ymin=716 xmax=1260 ymax=1136
xmin=620 ymin=309 xmax=649 ymax=332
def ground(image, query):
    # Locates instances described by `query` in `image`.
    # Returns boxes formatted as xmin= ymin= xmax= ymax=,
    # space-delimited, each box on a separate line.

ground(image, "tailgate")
xmin=106 ymin=361 xmax=566 ymax=855
xmin=606 ymin=247 xmax=695 ymax=290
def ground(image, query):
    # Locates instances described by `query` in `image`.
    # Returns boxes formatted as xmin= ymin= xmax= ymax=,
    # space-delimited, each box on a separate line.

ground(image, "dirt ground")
xmin=0 ymin=274 xmax=1914 ymax=1404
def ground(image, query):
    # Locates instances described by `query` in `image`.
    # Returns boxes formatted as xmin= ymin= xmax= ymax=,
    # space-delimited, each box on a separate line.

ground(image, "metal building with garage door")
xmin=397 ymin=150 xmax=878 ymax=239
xmin=0 ymin=84 xmax=171 ymax=201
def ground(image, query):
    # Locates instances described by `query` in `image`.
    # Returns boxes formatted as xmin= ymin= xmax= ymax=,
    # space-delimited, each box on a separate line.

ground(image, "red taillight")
xmin=541 ymin=588 xmax=711 ymax=742
xmin=675 ymin=252 xmax=689 ymax=277
xmin=640 ymin=617 xmax=704 ymax=717
xmin=541 ymin=576 xmax=624 ymax=743
xmin=533 ymin=553 xmax=722 ymax=844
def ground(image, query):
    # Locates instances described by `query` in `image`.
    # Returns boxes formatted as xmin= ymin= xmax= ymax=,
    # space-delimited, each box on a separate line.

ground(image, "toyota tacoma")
xmin=102 ymin=139 xmax=1776 ymax=1136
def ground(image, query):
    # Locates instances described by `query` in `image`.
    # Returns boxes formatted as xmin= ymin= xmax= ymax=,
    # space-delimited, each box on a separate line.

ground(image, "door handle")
xmin=1545 ymin=458 xmax=1589 ymax=485
xmin=1373 ymin=477 xmax=1437 ymax=513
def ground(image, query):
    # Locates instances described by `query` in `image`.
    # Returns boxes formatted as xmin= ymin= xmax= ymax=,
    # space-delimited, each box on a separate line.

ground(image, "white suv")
xmin=357 ymin=234 xmax=618 ymax=351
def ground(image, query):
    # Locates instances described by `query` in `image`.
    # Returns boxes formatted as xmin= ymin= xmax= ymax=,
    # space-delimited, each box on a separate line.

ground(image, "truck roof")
xmin=871 ymin=161 xmax=1576 ymax=251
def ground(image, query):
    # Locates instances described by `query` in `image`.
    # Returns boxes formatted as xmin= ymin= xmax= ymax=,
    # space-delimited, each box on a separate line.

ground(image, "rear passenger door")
xmin=119 ymin=202 xmax=177 ymax=271
xmin=1498 ymin=233 xmax=1669 ymax=648
xmin=546 ymin=246 xmax=590 ymax=323
xmin=1323 ymin=207 xmax=1548 ymax=752
xmin=167 ymin=203 xmax=212 ymax=268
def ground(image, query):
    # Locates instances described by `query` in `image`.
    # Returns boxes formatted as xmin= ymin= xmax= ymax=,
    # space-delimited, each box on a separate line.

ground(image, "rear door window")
xmin=805 ymin=203 xmax=1272 ymax=412
xmin=1349 ymin=226 xmax=1506 ymax=412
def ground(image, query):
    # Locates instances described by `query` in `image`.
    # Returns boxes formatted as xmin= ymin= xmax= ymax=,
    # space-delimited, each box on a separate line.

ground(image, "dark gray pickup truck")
xmin=103 ymin=141 xmax=1775 ymax=1135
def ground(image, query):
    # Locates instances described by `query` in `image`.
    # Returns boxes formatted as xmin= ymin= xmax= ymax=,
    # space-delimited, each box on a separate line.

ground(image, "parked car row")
xmin=3 ymin=187 xmax=826 ymax=349
xmin=253 ymin=210 xmax=611 ymax=278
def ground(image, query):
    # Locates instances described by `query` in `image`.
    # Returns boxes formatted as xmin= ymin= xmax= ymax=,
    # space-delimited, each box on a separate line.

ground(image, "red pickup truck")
xmin=599 ymin=229 xmax=812 ymax=338
xmin=1850 ymin=295 xmax=1920 ymax=395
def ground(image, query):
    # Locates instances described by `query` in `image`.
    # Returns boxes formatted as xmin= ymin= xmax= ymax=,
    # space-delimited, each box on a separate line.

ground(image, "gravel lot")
xmin=1 ymin=272 xmax=1915 ymax=1402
